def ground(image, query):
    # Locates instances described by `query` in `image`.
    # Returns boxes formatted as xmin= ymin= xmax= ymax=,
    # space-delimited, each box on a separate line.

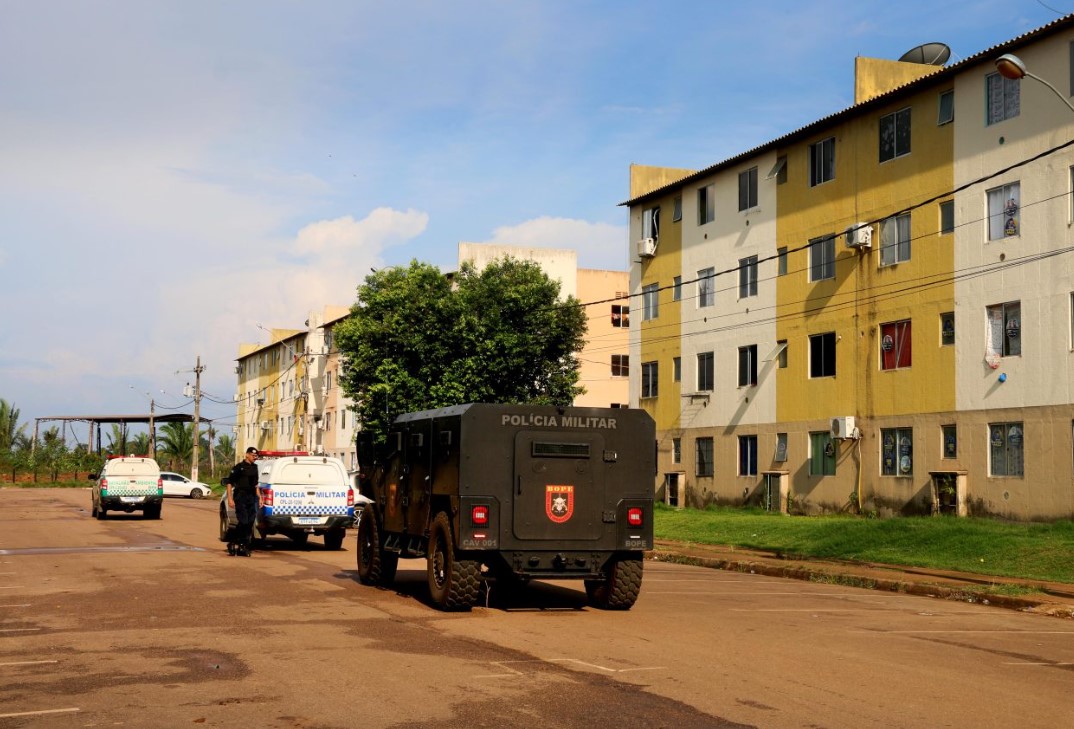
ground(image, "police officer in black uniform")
xmin=226 ymin=447 xmax=260 ymax=555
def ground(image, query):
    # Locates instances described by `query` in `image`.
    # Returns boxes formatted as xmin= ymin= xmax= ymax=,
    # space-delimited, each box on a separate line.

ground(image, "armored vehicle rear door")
xmin=512 ymin=431 xmax=604 ymax=541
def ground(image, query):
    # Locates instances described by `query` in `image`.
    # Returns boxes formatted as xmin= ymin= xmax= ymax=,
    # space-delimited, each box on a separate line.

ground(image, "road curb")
xmin=647 ymin=550 xmax=1074 ymax=620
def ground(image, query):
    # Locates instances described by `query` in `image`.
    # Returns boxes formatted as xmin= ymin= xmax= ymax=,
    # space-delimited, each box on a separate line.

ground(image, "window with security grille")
xmin=739 ymin=435 xmax=758 ymax=476
xmin=986 ymin=72 xmax=1020 ymax=125
xmin=611 ymin=354 xmax=628 ymax=377
xmin=880 ymin=212 xmax=911 ymax=265
xmin=698 ymin=268 xmax=715 ymax=307
xmin=987 ymin=182 xmax=1020 ymax=240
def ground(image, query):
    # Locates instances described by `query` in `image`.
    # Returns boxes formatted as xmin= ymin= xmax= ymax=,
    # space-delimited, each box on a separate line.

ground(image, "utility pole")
xmin=149 ymin=397 xmax=155 ymax=457
xmin=191 ymin=356 xmax=204 ymax=481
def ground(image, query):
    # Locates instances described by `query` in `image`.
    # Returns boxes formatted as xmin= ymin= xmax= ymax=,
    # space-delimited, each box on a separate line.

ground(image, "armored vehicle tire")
xmin=356 ymin=511 xmax=395 ymax=585
xmin=585 ymin=556 xmax=643 ymax=610
xmin=323 ymin=527 xmax=345 ymax=551
xmin=289 ymin=531 xmax=309 ymax=547
xmin=427 ymin=511 xmax=480 ymax=611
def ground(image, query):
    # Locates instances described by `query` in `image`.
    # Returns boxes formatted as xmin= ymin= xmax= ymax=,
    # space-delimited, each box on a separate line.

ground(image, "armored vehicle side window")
xmin=532 ymin=442 xmax=590 ymax=458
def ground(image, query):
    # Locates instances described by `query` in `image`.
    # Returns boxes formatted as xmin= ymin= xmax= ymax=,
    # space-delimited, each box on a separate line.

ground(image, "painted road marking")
xmin=0 ymin=604 xmax=31 ymax=608
xmin=0 ymin=586 xmax=24 ymax=590
xmin=476 ymin=658 xmax=666 ymax=679
xmin=0 ymin=660 xmax=58 ymax=667
xmin=0 ymin=708 xmax=79 ymax=719
xmin=854 ymin=629 xmax=1074 ymax=634
xmin=1004 ymin=661 xmax=1074 ymax=666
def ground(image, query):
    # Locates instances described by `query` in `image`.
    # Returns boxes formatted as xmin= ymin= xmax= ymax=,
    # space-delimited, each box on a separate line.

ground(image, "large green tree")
xmin=335 ymin=257 xmax=587 ymax=441
xmin=0 ymin=399 xmax=27 ymax=453
xmin=157 ymin=422 xmax=193 ymax=471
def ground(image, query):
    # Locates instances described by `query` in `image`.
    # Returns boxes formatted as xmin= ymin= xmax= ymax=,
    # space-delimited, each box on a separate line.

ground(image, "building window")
xmin=698 ymin=184 xmax=715 ymax=225
xmin=777 ymin=340 xmax=788 ymax=368
xmin=643 ymin=206 xmax=660 ymax=243
xmin=672 ymin=438 xmax=681 ymax=464
xmin=771 ymin=155 xmax=788 ymax=184
xmin=696 ymin=437 xmax=714 ymax=477
xmin=611 ymin=303 xmax=629 ymax=327
xmin=739 ymin=435 xmax=758 ymax=476
xmin=809 ymin=431 xmax=836 ymax=476
xmin=809 ymin=235 xmax=835 ymax=281
xmin=673 ymin=356 xmax=681 ymax=382
xmin=880 ymin=320 xmax=912 ymax=370
xmin=738 ymin=167 xmax=758 ymax=211
xmin=941 ymin=312 xmax=955 ymax=346
xmin=673 ymin=276 xmax=682 ymax=301
xmin=986 ymin=72 xmax=1020 ymax=125
xmin=777 ymin=247 xmax=788 ymax=276
xmin=641 ymin=361 xmax=658 ymax=398
xmin=881 ymin=427 xmax=913 ymax=476
xmin=698 ymin=268 xmax=715 ymax=307
xmin=989 ymin=422 xmax=1024 ymax=477
xmin=774 ymin=433 xmax=788 ymax=462
xmin=942 ymin=424 xmax=957 ymax=459
xmin=987 ymin=301 xmax=1021 ymax=357
xmin=810 ymin=332 xmax=836 ymax=378
xmin=809 ymin=137 xmax=835 ymax=186
xmin=611 ymin=354 xmax=629 ymax=377
xmin=879 ymin=107 xmax=911 ymax=162
xmin=697 ymin=352 xmax=714 ymax=392
xmin=642 ymin=283 xmax=659 ymax=321
xmin=326 ymin=370 xmax=333 ymax=390
xmin=1070 ymin=166 xmax=1074 ymax=222
xmin=673 ymin=195 xmax=682 ymax=222
xmin=739 ymin=255 xmax=758 ymax=298
xmin=880 ymin=212 xmax=911 ymax=265
xmin=738 ymin=345 xmax=758 ymax=387
xmin=940 ymin=200 xmax=954 ymax=235
xmin=937 ymin=89 xmax=954 ymax=125
xmin=987 ymin=182 xmax=1020 ymax=240
xmin=1071 ymin=293 xmax=1074 ymax=349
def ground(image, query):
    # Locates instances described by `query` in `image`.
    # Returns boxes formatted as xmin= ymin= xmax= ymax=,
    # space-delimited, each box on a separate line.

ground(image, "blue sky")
xmin=0 ymin=0 xmax=1065 ymax=438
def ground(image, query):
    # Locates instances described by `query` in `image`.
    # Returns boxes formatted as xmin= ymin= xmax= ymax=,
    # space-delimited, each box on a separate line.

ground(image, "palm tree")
xmin=128 ymin=433 xmax=152 ymax=458
xmin=104 ymin=424 xmax=130 ymax=456
xmin=214 ymin=434 xmax=235 ymax=474
xmin=0 ymin=399 xmax=27 ymax=453
xmin=156 ymin=422 xmax=193 ymax=472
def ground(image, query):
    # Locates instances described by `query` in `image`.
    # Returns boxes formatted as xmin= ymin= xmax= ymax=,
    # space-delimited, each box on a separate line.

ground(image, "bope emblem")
xmin=545 ymin=485 xmax=574 ymax=524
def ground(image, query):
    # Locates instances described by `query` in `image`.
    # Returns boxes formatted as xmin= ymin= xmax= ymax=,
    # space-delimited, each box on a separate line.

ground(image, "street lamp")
xmin=994 ymin=53 xmax=1074 ymax=115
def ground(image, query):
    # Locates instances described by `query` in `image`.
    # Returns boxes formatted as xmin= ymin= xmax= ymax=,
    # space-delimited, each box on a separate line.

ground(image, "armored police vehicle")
xmin=355 ymin=404 xmax=655 ymax=610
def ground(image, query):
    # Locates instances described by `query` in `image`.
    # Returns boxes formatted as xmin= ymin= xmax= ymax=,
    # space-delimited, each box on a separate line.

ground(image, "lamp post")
xmin=994 ymin=53 xmax=1074 ymax=115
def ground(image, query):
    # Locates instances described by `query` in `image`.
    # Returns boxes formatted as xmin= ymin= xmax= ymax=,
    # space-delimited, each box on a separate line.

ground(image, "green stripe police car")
xmin=90 ymin=456 xmax=164 ymax=520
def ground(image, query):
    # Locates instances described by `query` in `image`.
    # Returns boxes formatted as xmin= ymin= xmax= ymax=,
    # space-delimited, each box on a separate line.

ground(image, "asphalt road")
xmin=1 ymin=488 xmax=1072 ymax=729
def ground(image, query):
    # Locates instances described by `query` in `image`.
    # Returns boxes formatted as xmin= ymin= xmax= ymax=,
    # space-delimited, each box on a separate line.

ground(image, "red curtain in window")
xmin=881 ymin=321 xmax=912 ymax=370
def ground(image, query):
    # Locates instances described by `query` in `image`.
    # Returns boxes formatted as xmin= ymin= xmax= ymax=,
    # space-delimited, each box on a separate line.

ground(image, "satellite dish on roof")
xmin=898 ymin=42 xmax=951 ymax=66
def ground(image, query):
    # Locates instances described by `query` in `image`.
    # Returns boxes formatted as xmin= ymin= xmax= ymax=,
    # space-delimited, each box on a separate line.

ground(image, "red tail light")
xmin=100 ymin=477 xmax=108 ymax=495
xmin=157 ymin=478 xmax=163 ymax=491
xmin=262 ymin=488 xmax=273 ymax=506
xmin=471 ymin=505 xmax=489 ymax=526
xmin=627 ymin=507 xmax=644 ymax=527
xmin=347 ymin=488 xmax=355 ymax=507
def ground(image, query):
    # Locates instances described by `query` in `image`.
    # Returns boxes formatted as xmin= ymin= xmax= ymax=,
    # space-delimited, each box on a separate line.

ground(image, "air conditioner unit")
xmin=830 ymin=416 xmax=858 ymax=440
xmin=637 ymin=237 xmax=657 ymax=258
xmin=844 ymin=223 xmax=873 ymax=249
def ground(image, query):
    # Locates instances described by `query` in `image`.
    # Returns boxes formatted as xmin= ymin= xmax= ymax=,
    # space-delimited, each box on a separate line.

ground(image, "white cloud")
xmin=293 ymin=208 xmax=428 ymax=258
xmin=485 ymin=216 xmax=627 ymax=271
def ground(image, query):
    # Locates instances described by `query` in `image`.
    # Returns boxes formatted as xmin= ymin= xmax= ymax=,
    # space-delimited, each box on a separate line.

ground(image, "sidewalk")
xmin=649 ymin=539 xmax=1074 ymax=620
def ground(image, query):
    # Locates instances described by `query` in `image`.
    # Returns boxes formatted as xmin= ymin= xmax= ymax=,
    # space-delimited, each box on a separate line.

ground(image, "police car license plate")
xmin=120 ymin=496 xmax=143 ymax=503
xmin=295 ymin=517 xmax=326 ymax=525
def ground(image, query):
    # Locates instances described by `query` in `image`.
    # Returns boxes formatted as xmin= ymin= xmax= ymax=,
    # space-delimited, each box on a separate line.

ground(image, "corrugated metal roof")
xmin=621 ymin=14 xmax=1074 ymax=207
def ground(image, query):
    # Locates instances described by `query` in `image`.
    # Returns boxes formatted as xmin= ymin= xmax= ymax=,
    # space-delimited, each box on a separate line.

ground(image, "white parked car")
xmin=160 ymin=471 xmax=213 ymax=499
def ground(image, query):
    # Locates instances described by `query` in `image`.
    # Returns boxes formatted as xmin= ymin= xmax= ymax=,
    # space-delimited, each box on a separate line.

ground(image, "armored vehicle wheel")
xmin=323 ymin=527 xmax=345 ymax=551
xmin=427 ymin=511 xmax=480 ymax=610
xmin=585 ymin=556 xmax=643 ymax=610
xmin=357 ymin=511 xmax=396 ymax=585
